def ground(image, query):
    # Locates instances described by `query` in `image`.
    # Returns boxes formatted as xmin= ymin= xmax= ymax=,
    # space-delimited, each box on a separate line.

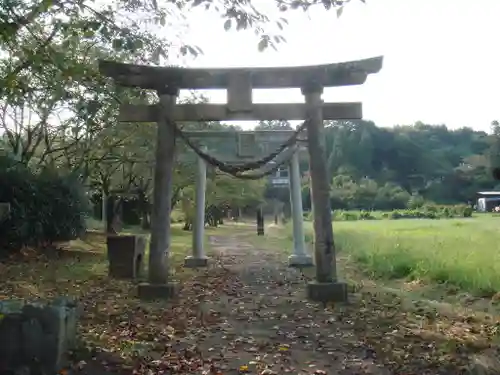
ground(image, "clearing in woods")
xmin=2 ymin=222 xmax=500 ymax=374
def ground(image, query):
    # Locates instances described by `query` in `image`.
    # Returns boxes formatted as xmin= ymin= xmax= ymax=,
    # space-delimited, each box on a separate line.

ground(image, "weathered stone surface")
xmin=306 ymin=281 xmax=348 ymax=303
xmin=107 ymin=235 xmax=146 ymax=279
xmin=0 ymin=202 xmax=10 ymax=221
xmin=183 ymin=256 xmax=209 ymax=268
xmin=256 ymin=209 xmax=264 ymax=236
xmin=288 ymin=254 xmax=314 ymax=268
xmin=0 ymin=298 xmax=79 ymax=374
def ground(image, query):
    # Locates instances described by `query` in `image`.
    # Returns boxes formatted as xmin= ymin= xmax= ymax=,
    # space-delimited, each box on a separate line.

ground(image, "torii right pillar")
xmin=302 ymin=83 xmax=348 ymax=303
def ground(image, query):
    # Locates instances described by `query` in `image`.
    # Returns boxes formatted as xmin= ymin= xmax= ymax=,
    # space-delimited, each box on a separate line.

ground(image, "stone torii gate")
xmin=99 ymin=56 xmax=383 ymax=303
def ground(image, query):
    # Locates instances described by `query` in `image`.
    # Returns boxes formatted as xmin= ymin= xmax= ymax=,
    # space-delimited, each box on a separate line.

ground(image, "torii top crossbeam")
xmin=99 ymin=56 xmax=383 ymax=91
xmin=99 ymin=56 xmax=383 ymax=123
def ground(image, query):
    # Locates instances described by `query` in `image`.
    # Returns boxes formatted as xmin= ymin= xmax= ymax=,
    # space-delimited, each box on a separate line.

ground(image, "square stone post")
xmin=301 ymin=83 xmax=347 ymax=303
xmin=288 ymin=148 xmax=313 ymax=267
xmin=138 ymin=88 xmax=179 ymax=300
xmin=256 ymin=206 xmax=264 ymax=235
xmin=184 ymin=147 xmax=209 ymax=268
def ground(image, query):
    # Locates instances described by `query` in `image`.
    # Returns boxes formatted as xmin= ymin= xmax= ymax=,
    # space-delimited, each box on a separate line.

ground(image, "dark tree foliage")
xmin=0 ymin=155 xmax=89 ymax=253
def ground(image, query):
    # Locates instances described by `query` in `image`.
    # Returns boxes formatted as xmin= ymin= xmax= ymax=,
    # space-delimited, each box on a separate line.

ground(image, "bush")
xmin=390 ymin=209 xmax=437 ymax=220
xmin=329 ymin=204 xmax=474 ymax=222
xmin=406 ymin=193 xmax=425 ymax=209
xmin=0 ymin=156 xmax=89 ymax=252
xmin=358 ymin=210 xmax=376 ymax=220
xmin=463 ymin=206 xmax=473 ymax=217
xmin=332 ymin=210 xmax=376 ymax=221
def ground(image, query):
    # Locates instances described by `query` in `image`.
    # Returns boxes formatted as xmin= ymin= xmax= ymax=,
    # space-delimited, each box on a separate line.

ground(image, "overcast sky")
xmin=173 ymin=0 xmax=500 ymax=132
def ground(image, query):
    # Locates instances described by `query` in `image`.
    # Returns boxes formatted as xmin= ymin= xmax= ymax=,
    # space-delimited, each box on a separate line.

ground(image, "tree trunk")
xmin=141 ymin=212 xmax=150 ymax=230
xmin=106 ymin=196 xmax=117 ymax=235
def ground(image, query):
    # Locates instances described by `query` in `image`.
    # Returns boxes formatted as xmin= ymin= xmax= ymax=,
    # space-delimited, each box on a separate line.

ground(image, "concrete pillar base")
xmin=138 ymin=282 xmax=178 ymax=301
xmin=288 ymin=254 xmax=314 ymax=268
xmin=183 ymin=256 xmax=209 ymax=268
xmin=306 ymin=281 xmax=348 ymax=303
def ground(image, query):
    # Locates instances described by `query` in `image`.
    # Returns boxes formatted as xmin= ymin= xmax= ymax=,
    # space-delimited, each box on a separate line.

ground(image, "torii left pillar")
xmin=138 ymin=88 xmax=179 ymax=300
xmin=184 ymin=147 xmax=209 ymax=268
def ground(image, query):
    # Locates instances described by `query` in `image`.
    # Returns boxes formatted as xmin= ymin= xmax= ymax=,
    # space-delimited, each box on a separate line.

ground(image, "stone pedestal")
xmin=288 ymin=254 xmax=314 ymax=268
xmin=138 ymin=282 xmax=179 ymax=301
xmin=306 ymin=281 xmax=348 ymax=303
xmin=0 ymin=297 xmax=79 ymax=374
xmin=184 ymin=256 xmax=209 ymax=268
xmin=107 ymin=235 xmax=146 ymax=279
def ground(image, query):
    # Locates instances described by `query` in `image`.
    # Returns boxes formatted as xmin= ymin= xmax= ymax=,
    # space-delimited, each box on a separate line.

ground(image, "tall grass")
xmin=303 ymin=216 xmax=500 ymax=296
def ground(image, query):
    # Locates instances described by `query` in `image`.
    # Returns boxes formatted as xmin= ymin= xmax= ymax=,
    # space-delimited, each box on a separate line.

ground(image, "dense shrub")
xmin=0 ymin=156 xmax=89 ymax=252
xmin=328 ymin=204 xmax=475 ymax=222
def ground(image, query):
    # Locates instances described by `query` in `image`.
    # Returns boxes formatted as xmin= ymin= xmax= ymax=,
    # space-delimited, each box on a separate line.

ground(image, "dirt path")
xmin=194 ymin=231 xmax=385 ymax=375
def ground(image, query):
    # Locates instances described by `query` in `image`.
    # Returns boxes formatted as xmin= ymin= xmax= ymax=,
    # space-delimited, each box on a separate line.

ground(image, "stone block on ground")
xmin=0 ymin=297 xmax=79 ymax=374
xmin=0 ymin=202 xmax=10 ymax=221
xmin=306 ymin=281 xmax=348 ymax=303
xmin=183 ymin=256 xmax=209 ymax=268
xmin=138 ymin=282 xmax=179 ymax=301
xmin=107 ymin=234 xmax=146 ymax=279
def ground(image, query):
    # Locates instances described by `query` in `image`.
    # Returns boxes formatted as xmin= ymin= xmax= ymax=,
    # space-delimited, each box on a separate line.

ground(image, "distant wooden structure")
xmin=476 ymin=191 xmax=500 ymax=212
xmin=99 ymin=56 xmax=383 ymax=303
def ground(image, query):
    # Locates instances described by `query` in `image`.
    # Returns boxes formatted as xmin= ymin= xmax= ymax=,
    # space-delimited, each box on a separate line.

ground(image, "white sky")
xmin=173 ymin=0 xmax=500 ymax=132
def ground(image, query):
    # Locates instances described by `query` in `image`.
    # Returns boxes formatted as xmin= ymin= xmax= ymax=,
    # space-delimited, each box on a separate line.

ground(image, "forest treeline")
xmin=294 ymin=119 xmax=500 ymax=210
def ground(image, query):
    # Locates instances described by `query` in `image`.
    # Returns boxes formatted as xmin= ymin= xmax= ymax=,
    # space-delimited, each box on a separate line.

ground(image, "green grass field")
xmin=302 ymin=215 xmax=500 ymax=296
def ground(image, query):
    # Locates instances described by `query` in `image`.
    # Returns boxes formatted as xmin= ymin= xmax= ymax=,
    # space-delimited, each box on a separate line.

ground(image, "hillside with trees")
xmin=297 ymin=119 xmax=499 ymax=211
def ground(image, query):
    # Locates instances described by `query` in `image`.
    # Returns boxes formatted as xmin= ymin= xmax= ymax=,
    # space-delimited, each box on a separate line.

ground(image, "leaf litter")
xmin=1 ymin=229 xmax=500 ymax=374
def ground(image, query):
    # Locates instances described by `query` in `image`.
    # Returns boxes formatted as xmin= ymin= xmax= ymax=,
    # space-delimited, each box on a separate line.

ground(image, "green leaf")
xmin=336 ymin=6 xmax=344 ymax=17
xmin=83 ymin=29 xmax=95 ymax=38
xmin=134 ymin=39 xmax=144 ymax=50
xmin=257 ymin=37 xmax=268 ymax=52
xmin=223 ymin=19 xmax=231 ymax=31
xmin=186 ymin=45 xmax=199 ymax=57
xmin=151 ymin=46 xmax=162 ymax=63
xmin=88 ymin=21 xmax=101 ymax=31
xmin=236 ymin=18 xmax=247 ymax=31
